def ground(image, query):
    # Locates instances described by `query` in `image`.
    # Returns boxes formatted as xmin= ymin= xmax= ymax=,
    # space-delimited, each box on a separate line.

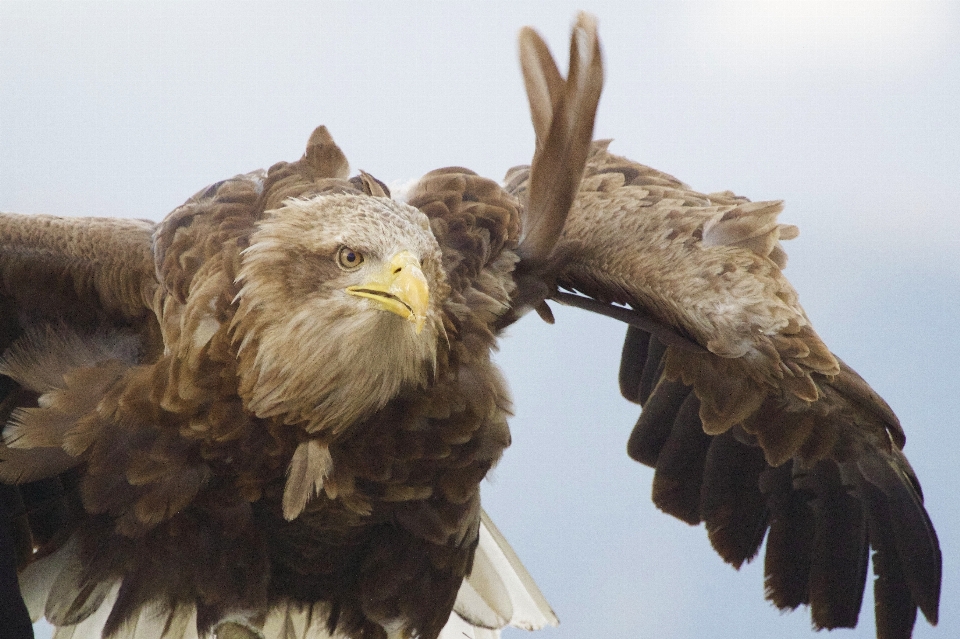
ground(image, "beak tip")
xmin=347 ymin=252 xmax=431 ymax=333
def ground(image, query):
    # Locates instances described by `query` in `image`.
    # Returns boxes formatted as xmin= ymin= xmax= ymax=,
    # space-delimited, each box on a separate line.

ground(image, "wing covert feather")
xmin=516 ymin=13 xmax=603 ymax=267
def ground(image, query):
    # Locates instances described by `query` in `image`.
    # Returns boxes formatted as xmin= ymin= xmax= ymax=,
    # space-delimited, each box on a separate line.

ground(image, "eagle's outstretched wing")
xmin=502 ymin=30 xmax=940 ymax=637
xmin=0 ymin=212 xmax=160 ymax=636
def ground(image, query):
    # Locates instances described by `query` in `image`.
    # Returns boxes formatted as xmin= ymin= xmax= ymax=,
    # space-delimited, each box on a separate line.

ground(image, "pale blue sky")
xmin=1 ymin=2 xmax=957 ymax=638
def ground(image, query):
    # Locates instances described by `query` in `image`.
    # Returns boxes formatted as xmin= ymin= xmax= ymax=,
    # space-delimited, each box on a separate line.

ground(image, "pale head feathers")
xmin=232 ymin=192 xmax=448 ymax=437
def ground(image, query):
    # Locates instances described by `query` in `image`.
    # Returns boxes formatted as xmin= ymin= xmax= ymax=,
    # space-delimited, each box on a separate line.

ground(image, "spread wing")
xmin=504 ymin=143 xmax=940 ymax=639
xmin=0 ymin=211 xmax=159 ymax=635
xmin=0 ymin=211 xmax=162 ymax=492
xmin=500 ymin=17 xmax=940 ymax=639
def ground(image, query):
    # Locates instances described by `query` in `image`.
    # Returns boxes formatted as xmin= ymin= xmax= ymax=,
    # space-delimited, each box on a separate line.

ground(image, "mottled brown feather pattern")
xmin=0 ymin=120 xmax=531 ymax=638
xmin=0 ymin=12 xmax=939 ymax=639
xmin=507 ymin=142 xmax=907 ymax=463
xmin=0 ymin=213 xmax=157 ymax=327
xmin=521 ymin=143 xmax=939 ymax=636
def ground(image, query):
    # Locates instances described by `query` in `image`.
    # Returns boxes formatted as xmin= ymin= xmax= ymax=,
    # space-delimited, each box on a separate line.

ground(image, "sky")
xmin=0 ymin=1 xmax=957 ymax=638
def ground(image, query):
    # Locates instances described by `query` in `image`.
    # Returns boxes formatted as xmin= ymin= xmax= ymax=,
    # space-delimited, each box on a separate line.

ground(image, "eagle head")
xmin=232 ymin=192 xmax=448 ymax=437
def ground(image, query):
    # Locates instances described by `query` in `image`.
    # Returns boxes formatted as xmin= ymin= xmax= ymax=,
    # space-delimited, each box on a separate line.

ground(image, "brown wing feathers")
xmin=500 ymin=13 xmax=603 ymax=327
xmin=621 ymin=331 xmax=939 ymax=637
xmin=0 ymin=214 xmax=159 ymax=636
xmin=516 ymin=12 xmax=602 ymax=265
xmin=0 ymin=213 xmax=158 ymax=328
xmin=588 ymin=149 xmax=940 ymax=635
xmin=0 ymin=11 xmax=941 ymax=639
xmin=699 ymin=431 xmax=771 ymax=567
xmin=503 ymin=18 xmax=939 ymax=636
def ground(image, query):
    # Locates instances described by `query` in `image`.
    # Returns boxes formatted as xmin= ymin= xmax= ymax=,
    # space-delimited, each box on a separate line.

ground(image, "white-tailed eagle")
xmin=0 ymin=14 xmax=939 ymax=639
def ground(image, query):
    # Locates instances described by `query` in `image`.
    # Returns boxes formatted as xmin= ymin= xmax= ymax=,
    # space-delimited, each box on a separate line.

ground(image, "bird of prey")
xmin=0 ymin=13 xmax=940 ymax=639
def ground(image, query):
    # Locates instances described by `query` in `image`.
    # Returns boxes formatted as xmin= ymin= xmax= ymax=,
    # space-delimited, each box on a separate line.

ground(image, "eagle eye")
xmin=337 ymin=246 xmax=364 ymax=270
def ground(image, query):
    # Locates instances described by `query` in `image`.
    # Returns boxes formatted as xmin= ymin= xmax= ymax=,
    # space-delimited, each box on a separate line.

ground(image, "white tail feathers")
xmin=50 ymin=582 xmax=120 ymax=639
xmin=452 ymin=510 xmax=559 ymax=633
xmin=437 ymin=613 xmax=501 ymax=639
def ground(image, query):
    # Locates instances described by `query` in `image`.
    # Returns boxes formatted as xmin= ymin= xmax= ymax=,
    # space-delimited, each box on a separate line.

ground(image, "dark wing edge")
xmin=621 ymin=326 xmax=940 ymax=637
xmin=505 ymin=143 xmax=940 ymax=639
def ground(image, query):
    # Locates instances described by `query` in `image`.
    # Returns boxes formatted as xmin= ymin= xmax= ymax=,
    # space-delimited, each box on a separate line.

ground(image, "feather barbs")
xmin=283 ymin=439 xmax=334 ymax=521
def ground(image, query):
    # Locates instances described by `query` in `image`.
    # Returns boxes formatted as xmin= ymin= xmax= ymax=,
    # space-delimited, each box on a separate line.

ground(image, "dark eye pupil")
xmin=338 ymin=248 xmax=363 ymax=269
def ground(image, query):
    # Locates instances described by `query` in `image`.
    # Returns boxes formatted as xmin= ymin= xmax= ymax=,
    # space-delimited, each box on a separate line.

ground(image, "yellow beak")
xmin=346 ymin=251 xmax=430 ymax=333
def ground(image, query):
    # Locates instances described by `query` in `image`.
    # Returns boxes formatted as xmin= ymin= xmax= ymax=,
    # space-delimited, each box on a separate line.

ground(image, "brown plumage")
xmin=523 ymin=143 xmax=940 ymax=638
xmin=0 ymin=11 xmax=939 ymax=639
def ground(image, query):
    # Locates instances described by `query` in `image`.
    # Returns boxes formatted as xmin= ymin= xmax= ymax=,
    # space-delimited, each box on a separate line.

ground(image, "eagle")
xmin=0 ymin=13 xmax=940 ymax=639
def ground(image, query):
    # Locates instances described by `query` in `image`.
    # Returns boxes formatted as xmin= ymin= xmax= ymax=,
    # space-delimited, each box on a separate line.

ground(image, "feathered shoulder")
xmin=405 ymin=168 xmax=523 ymax=334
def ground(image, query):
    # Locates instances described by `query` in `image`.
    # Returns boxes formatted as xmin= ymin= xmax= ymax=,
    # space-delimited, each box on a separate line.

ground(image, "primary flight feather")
xmin=0 ymin=13 xmax=939 ymax=639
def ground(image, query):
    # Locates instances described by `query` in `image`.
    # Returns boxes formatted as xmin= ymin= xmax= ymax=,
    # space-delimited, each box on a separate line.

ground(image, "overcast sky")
xmin=1 ymin=2 xmax=958 ymax=638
